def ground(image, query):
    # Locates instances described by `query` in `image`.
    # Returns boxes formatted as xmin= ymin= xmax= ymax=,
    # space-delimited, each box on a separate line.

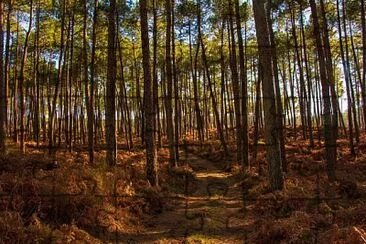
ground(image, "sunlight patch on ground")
xmin=144 ymin=230 xmax=171 ymax=235
xmin=195 ymin=172 xmax=231 ymax=179
xmin=173 ymin=196 xmax=241 ymax=202
xmin=186 ymin=233 xmax=219 ymax=244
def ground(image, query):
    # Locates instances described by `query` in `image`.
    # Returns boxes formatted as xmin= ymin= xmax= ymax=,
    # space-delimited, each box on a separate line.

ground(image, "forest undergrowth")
xmin=1 ymin=131 xmax=366 ymax=243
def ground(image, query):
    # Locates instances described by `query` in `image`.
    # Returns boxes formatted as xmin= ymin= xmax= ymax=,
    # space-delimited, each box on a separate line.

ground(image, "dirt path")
xmin=120 ymin=152 xmax=247 ymax=243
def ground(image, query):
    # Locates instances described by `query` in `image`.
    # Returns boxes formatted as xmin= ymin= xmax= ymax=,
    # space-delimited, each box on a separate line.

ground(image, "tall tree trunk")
xmin=228 ymin=0 xmax=242 ymax=163
xmin=140 ymin=0 xmax=158 ymax=186
xmin=19 ymin=0 xmax=33 ymax=153
xmin=172 ymin=0 xmax=180 ymax=162
xmin=34 ymin=0 xmax=40 ymax=148
xmin=341 ymin=0 xmax=359 ymax=143
xmin=291 ymin=7 xmax=307 ymax=140
xmin=235 ymin=0 xmax=249 ymax=167
xmin=253 ymin=0 xmax=284 ymax=190
xmin=349 ymin=21 xmax=363 ymax=134
xmin=0 ymin=1 xmax=5 ymax=153
xmin=267 ymin=6 xmax=286 ymax=172
xmin=253 ymin=65 xmax=261 ymax=162
xmin=165 ymin=0 xmax=177 ymax=167
xmin=189 ymin=20 xmax=204 ymax=142
xmin=4 ymin=0 xmax=11 ymax=138
xmin=320 ymin=0 xmax=339 ymax=143
xmin=361 ymin=0 xmax=366 ymax=131
xmin=300 ymin=3 xmax=314 ymax=147
xmin=336 ymin=0 xmax=355 ymax=155
xmin=83 ymin=0 xmax=90 ymax=153
xmin=117 ymin=36 xmax=133 ymax=149
xmin=49 ymin=0 xmax=64 ymax=155
xmin=106 ymin=0 xmax=117 ymax=166
xmin=310 ymin=0 xmax=337 ymax=181
xmin=68 ymin=11 xmax=74 ymax=152
xmin=13 ymin=19 xmax=19 ymax=144
xmin=87 ymin=0 xmax=98 ymax=164
xmin=220 ymin=20 xmax=228 ymax=140
xmin=199 ymin=1 xmax=228 ymax=157
xmin=152 ymin=0 xmax=161 ymax=148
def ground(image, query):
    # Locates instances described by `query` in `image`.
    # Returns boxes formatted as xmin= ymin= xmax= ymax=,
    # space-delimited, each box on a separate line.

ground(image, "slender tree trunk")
xmin=59 ymin=21 xmax=68 ymax=148
xmin=83 ymin=0 xmax=90 ymax=152
xmin=198 ymin=1 xmax=228 ymax=156
xmin=267 ymin=7 xmax=286 ymax=172
xmin=286 ymin=29 xmax=296 ymax=138
xmin=349 ymin=22 xmax=363 ymax=133
xmin=106 ymin=0 xmax=117 ymax=166
xmin=68 ymin=12 xmax=74 ymax=152
xmin=336 ymin=0 xmax=355 ymax=155
xmin=117 ymin=36 xmax=133 ymax=149
xmin=172 ymin=0 xmax=180 ymax=162
xmin=19 ymin=0 xmax=33 ymax=153
xmin=152 ymin=0 xmax=160 ymax=148
xmin=4 ymin=0 xmax=12 ymax=137
xmin=140 ymin=0 xmax=158 ymax=186
xmin=253 ymin=65 xmax=261 ymax=162
xmin=34 ymin=0 xmax=40 ymax=148
xmin=228 ymin=0 xmax=242 ymax=162
xmin=361 ymin=0 xmax=366 ymax=131
xmin=165 ymin=0 xmax=177 ymax=167
xmin=132 ymin=43 xmax=142 ymax=139
xmin=87 ymin=0 xmax=98 ymax=164
xmin=310 ymin=0 xmax=337 ymax=181
xmin=220 ymin=20 xmax=228 ymax=140
xmin=341 ymin=0 xmax=359 ymax=143
xmin=253 ymin=0 xmax=284 ymax=190
xmin=189 ymin=21 xmax=204 ymax=143
xmin=235 ymin=0 xmax=249 ymax=167
xmin=320 ymin=0 xmax=339 ymax=143
xmin=291 ymin=7 xmax=307 ymax=140
xmin=0 ymin=1 xmax=5 ymax=153
xmin=49 ymin=0 xmax=64 ymax=155
xmin=300 ymin=4 xmax=314 ymax=147
xmin=13 ymin=20 xmax=19 ymax=144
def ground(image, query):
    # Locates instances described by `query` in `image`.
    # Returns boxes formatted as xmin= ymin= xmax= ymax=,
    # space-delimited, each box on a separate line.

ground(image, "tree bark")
xmin=165 ymin=0 xmax=177 ymax=167
xmin=253 ymin=0 xmax=284 ymax=190
xmin=189 ymin=20 xmax=204 ymax=142
xmin=310 ymin=0 xmax=337 ymax=181
xmin=172 ymin=0 xmax=180 ymax=162
xmin=336 ymin=0 xmax=355 ymax=155
xmin=140 ymin=0 xmax=158 ymax=186
xmin=0 ymin=1 xmax=5 ymax=153
xmin=235 ymin=0 xmax=249 ymax=167
xmin=49 ymin=0 xmax=64 ymax=155
xmin=152 ymin=0 xmax=161 ymax=148
xmin=87 ymin=0 xmax=98 ymax=164
xmin=4 ymin=0 xmax=12 ymax=138
xmin=198 ymin=1 xmax=228 ymax=157
xmin=300 ymin=3 xmax=314 ymax=147
xmin=19 ymin=0 xmax=34 ymax=153
xmin=267 ymin=5 xmax=286 ymax=172
xmin=106 ymin=0 xmax=117 ymax=166
xmin=228 ymin=0 xmax=242 ymax=163
xmin=361 ymin=0 xmax=366 ymax=131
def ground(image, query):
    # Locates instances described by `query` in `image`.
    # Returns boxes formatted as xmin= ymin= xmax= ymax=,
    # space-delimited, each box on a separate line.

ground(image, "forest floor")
xmin=1 ymin=134 xmax=366 ymax=243
xmin=121 ymin=151 xmax=246 ymax=243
